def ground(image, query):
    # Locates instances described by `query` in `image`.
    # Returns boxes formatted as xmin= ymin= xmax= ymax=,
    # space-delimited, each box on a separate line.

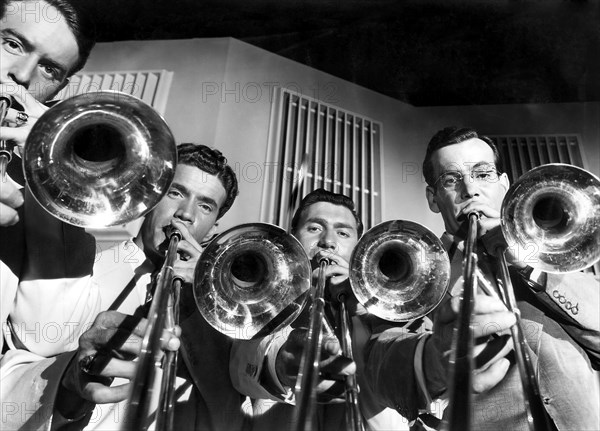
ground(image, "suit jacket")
xmin=230 ymin=308 xmax=414 ymax=430
xmin=1 ymin=167 xmax=98 ymax=358
xmin=0 ymin=240 xmax=249 ymax=431
xmin=364 ymin=233 xmax=600 ymax=431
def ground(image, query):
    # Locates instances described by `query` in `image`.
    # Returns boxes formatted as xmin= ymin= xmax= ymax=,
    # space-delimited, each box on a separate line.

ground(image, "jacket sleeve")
xmin=524 ymin=269 xmax=600 ymax=367
xmin=229 ymin=326 xmax=293 ymax=402
xmin=362 ymin=320 xmax=431 ymax=421
xmin=4 ymin=186 xmax=100 ymax=358
xmin=0 ymin=349 xmax=76 ymax=431
xmin=8 ymin=275 xmax=100 ymax=357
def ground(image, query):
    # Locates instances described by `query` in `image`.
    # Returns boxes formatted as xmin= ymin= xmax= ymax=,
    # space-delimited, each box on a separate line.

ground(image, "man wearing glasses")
xmin=364 ymin=127 xmax=599 ymax=430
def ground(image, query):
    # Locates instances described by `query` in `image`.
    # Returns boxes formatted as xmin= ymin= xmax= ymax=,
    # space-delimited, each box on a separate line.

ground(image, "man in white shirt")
xmin=0 ymin=0 xmax=98 ymax=359
xmin=1 ymin=143 xmax=248 ymax=430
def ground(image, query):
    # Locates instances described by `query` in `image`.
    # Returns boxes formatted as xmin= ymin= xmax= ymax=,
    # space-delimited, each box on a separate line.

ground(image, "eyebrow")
xmin=305 ymin=217 xmax=356 ymax=232
xmin=441 ymin=161 xmax=495 ymax=174
xmin=3 ymin=29 xmax=70 ymax=78
xmin=171 ymin=183 xmax=219 ymax=209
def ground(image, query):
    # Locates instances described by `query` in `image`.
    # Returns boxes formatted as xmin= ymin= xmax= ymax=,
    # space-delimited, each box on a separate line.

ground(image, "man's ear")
xmin=426 ymin=186 xmax=440 ymax=213
xmin=499 ymin=172 xmax=510 ymax=192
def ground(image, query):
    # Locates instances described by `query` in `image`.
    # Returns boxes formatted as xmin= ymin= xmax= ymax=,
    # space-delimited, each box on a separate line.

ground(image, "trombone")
xmin=20 ymin=90 xmax=179 ymax=430
xmin=444 ymin=163 xmax=600 ymax=431
xmin=193 ymin=220 xmax=450 ymax=431
xmin=298 ymin=219 xmax=450 ymax=431
xmin=0 ymin=95 xmax=12 ymax=180
xmin=125 ymin=226 xmax=183 ymax=431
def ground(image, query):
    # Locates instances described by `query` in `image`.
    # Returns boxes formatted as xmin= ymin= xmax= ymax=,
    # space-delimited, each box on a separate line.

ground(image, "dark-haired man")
xmin=366 ymin=127 xmax=600 ymax=430
xmin=1 ymin=0 xmax=98 ymax=361
xmin=1 ymin=144 xmax=249 ymax=430
xmin=231 ymin=188 xmax=411 ymax=430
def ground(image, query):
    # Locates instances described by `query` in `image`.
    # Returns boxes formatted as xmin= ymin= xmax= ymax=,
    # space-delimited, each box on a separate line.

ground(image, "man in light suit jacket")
xmin=1 ymin=143 xmax=250 ymax=430
xmin=365 ymin=127 xmax=600 ymax=430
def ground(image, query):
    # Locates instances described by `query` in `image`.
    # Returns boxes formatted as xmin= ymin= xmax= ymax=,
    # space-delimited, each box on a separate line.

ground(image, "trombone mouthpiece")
xmin=318 ymin=256 xmax=337 ymax=266
xmin=165 ymin=225 xmax=182 ymax=240
xmin=458 ymin=211 xmax=480 ymax=223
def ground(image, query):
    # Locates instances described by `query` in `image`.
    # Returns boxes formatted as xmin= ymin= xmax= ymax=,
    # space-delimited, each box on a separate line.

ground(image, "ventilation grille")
xmin=54 ymin=69 xmax=173 ymax=114
xmin=261 ymin=87 xmax=383 ymax=230
xmin=489 ymin=134 xmax=584 ymax=183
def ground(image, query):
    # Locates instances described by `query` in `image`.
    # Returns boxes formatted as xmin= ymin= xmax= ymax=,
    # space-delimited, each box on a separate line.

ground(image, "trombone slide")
xmin=338 ymin=293 xmax=364 ymax=431
xmin=294 ymin=259 xmax=328 ymax=431
xmin=125 ymin=229 xmax=182 ymax=431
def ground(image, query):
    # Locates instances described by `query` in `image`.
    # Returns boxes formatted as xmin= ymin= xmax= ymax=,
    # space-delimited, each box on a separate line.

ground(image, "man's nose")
xmin=460 ymin=174 xmax=480 ymax=199
xmin=173 ymin=203 xmax=194 ymax=223
xmin=8 ymin=56 xmax=36 ymax=89
xmin=317 ymin=230 xmax=337 ymax=250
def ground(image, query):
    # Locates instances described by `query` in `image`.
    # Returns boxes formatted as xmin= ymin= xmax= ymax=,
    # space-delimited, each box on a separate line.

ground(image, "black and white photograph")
xmin=1 ymin=1 xmax=599 ymax=430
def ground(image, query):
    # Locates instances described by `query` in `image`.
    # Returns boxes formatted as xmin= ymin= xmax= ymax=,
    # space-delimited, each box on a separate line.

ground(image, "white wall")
xmin=81 ymin=38 xmax=600 ymax=239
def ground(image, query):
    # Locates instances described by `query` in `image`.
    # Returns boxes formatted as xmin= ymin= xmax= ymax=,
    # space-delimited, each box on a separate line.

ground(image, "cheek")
xmin=295 ymin=236 xmax=316 ymax=253
xmin=30 ymin=78 xmax=60 ymax=101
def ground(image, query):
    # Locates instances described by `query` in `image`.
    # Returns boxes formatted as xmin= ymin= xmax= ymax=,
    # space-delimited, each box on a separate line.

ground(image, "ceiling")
xmin=80 ymin=0 xmax=599 ymax=106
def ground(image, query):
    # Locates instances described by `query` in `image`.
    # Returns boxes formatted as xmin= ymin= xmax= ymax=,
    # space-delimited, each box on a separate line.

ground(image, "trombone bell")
xmin=23 ymin=91 xmax=177 ymax=228
xmin=350 ymin=220 xmax=450 ymax=322
xmin=194 ymin=223 xmax=312 ymax=340
xmin=501 ymin=163 xmax=600 ymax=273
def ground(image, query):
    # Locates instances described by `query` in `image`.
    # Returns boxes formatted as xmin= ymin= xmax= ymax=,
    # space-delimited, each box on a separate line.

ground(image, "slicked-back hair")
xmin=177 ymin=143 xmax=239 ymax=219
xmin=290 ymin=188 xmax=364 ymax=237
xmin=422 ymin=126 xmax=503 ymax=186
xmin=2 ymin=0 xmax=96 ymax=76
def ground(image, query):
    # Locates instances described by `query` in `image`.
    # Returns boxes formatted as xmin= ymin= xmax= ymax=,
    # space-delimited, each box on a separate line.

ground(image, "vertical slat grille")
xmin=262 ymin=88 xmax=382 ymax=230
xmin=54 ymin=69 xmax=174 ymax=115
xmin=490 ymin=135 xmax=584 ymax=183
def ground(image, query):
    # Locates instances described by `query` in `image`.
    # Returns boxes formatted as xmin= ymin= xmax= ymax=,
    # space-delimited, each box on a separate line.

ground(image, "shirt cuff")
xmin=263 ymin=333 xmax=295 ymax=403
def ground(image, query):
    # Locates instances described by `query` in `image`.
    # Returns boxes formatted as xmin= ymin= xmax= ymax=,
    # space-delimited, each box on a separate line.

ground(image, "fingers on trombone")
xmin=114 ymin=312 xmax=180 ymax=352
xmin=321 ymin=335 xmax=341 ymax=356
xmin=83 ymin=381 xmax=131 ymax=404
xmin=319 ymin=354 xmax=356 ymax=377
xmin=472 ymin=294 xmax=511 ymax=314
xmin=474 ymin=334 xmax=514 ymax=370
xmin=82 ymin=352 xmax=138 ymax=380
xmin=2 ymin=108 xmax=29 ymax=126
xmin=315 ymin=380 xmax=346 ymax=402
xmin=472 ymin=357 xmax=511 ymax=394
xmin=175 ymin=241 xmax=195 ymax=259
xmin=0 ymin=125 xmax=28 ymax=146
xmin=161 ymin=329 xmax=181 ymax=351
xmin=0 ymin=182 xmax=23 ymax=207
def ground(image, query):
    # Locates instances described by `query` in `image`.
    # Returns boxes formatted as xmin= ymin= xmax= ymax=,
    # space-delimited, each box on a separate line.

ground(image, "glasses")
xmin=433 ymin=168 xmax=500 ymax=190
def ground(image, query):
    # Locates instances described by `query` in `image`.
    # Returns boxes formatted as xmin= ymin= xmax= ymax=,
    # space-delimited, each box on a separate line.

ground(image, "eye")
xmin=338 ymin=230 xmax=351 ymax=238
xmin=198 ymin=203 xmax=214 ymax=214
xmin=442 ymin=173 xmax=461 ymax=187
xmin=2 ymin=38 xmax=23 ymax=54
xmin=40 ymin=64 xmax=62 ymax=82
xmin=474 ymin=170 xmax=497 ymax=181
xmin=168 ymin=189 xmax=183 ymax=198
xmin=306 ymin=224 xmax=321 ymax=233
